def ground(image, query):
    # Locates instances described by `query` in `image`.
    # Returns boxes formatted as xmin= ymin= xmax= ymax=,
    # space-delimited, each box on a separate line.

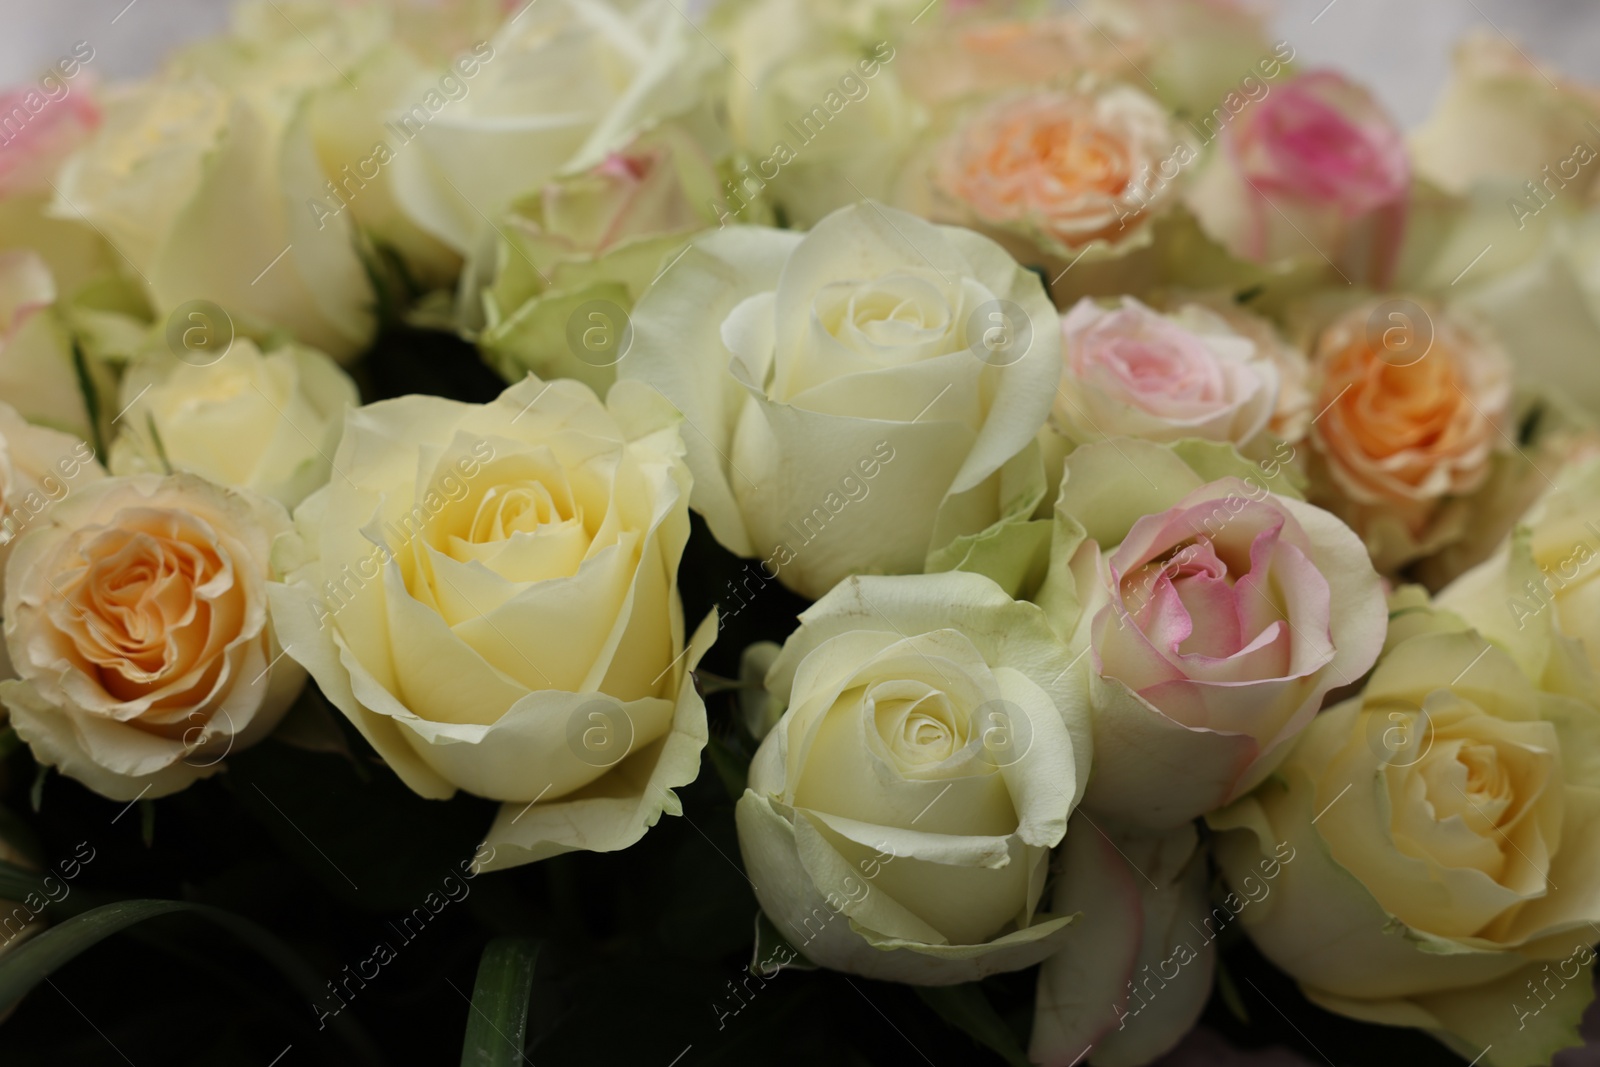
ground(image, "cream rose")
xmin=709 ymin=0 xmax=919 ymax=229
xmin=1038 ymin=438 xmax=1386 ymax=828
xmin=268 ymin=375 xmax=713 ymax=869
xmin=1079 ymin=0 xmax=1290 ymax=118
xmin=52 ymin=7 xmax=379 ymax=359
xmin=390 ymin=0 xmax=718 ymax=258
xmin=2 ymin=474 xmax=301 ymax=799
xmin=926 ymin=85 xmax=1196 ymax=261
xmin=1411 ymin=30 xmax=1600 ymax=202
xmin=1184 ymin=70 xmax=1409 ymax=285
xmin=620 ymin=201 xmax=1061 ymax=600
xmin=735 ymin=571 xmax=1092 ymax=984
xmin=108 ymin=339 xmax=358 ymax=510
xmin=1053 ymin=296 xmax=1280 ymax=449
xmin=1210 ymin=630 xmax=1600 ymax=1067
xmin=1306 ymin=298 xmax=1513 ymax=574
xmin=1438 ymin=455 xmax=1600 ymax=686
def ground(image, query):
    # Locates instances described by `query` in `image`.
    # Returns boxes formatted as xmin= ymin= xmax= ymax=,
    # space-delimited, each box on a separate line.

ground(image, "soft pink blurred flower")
xmin=1055 ymin=296 xmax=1278 ymax=448
xmin=1186 ymin=70 xmax=1409 ymax=284
xmin=0 ymin=85 xmax=100 ymax=199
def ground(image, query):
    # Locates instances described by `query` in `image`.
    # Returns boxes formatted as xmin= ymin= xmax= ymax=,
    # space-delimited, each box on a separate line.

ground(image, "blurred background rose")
xmin=6 ymin=0 xmax=1600 ymax=124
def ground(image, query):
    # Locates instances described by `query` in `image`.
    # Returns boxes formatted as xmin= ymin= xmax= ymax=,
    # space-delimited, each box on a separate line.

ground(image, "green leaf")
xmin=460 ymin=936 xmax=540 ymax=1067
xmin=0 ymin=859 xmax=45 ymax=903
xmin=1215 ymin=956 xmax=1250 ymax=1024
xmin=140 ymin=798 xmax=156 ymax=848
xmin=0 ymin=727 xmax=21 ymax=763
xmin=916 ymin=984 xmax=1032 ymax=1067
xmin=706 ymin=735 xmax=750 ymax=802
xmin=0 ymin=898 xmax=383 ymax=1066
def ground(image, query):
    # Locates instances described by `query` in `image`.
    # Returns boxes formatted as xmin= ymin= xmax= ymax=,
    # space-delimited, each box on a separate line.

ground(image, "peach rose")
xmin=1 ymin=474 xmax=302 ymax=799
xmin=931 ymin=85 xmax=1195 ymax=259
xmin=1053 ymin=296 xmax=1280 ymax=449
xmin=899 ymin=16 xmax=1143 ymax=110
xmin=1184 ymin=70 xmax=1409 ymax=284
xmin=1307 ymin=299 xmax=1512 ymax=573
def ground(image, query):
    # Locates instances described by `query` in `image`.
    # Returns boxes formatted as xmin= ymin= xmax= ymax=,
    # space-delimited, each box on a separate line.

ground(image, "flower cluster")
xmin=2 ymin=2 xmax=1600 ymax=1065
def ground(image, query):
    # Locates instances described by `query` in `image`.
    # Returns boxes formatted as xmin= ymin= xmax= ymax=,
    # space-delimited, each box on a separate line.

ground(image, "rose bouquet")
xmin=0 ymin=0 xmax=1599 ymax=1064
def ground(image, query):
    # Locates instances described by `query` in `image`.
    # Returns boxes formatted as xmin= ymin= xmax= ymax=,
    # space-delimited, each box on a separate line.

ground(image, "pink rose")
xmin=1054 ymin=296 xmax=1279 ymax=448
xmin=0 ymin=85 xmax=99 ymax=199
xmin=1185 ymin=70 xmax=1409 ymax=284
xmin=1041 ymin=441 xmax=1386 ymax=828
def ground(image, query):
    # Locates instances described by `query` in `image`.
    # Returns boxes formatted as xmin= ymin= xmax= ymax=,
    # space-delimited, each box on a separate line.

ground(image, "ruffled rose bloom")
xmin=620 ymin=201 xmax=1060 ymax=600
xmin=108 ymin=340 xmax=357 ymax=511
xmin=930 ymin=85 xmax=1196 ymax=260
xmin=1210 ymin=630 xmax=1600 ymax=1067
xmin=269 ymin=376 xmax=714 ymax=869
xmin=1 ymin=475 xmax=301 ymax=799
xmin=1307 ymin=299 xmax=1513 ymax=574
xmin=1053 ymin=296 xmax=1280 ymax=449
xmin=1184 ymin=70 xmax=1409 ymax=284
xmin=736 ymin=572 xmax=1092 ymax=984
xmin=1039 ymin=439 xmax=1386 ymax=828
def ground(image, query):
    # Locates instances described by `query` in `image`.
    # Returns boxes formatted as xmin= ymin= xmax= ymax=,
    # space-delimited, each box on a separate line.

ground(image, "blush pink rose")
xmin=0 ymin=85 xmax=100 ymax=198
xmin=1046 ymin=445 xmax=1386 ymax=829
xmin=1054 ymin=296 xmax=1279 ymax=448
xmin=1185 ymin=70 xmax=1409 ymax=284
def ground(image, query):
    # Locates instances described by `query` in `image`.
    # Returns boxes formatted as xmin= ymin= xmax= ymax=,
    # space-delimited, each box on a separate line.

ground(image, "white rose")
xmin=1411 ymin=30 xmax=1600 ymax=201
xmin=53 ymin=12 xmax=379 ymax=359
xmin=1210 ymin=631 xmax=1600 ymax=1067
xmin=390 ymin=0 xmax=720 ymax=258
xmin=735 ymin=572 xmax=1092 ymax=984
xmin=108 ymin=339 xmax=358 ymax=510
xmin=2 ymin=475 xmax=301 ymax=799
xmin=620 ymin=201 xmax=1061 ymax=599
xmin=268 ymin=375 xmax=714 ymax=869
